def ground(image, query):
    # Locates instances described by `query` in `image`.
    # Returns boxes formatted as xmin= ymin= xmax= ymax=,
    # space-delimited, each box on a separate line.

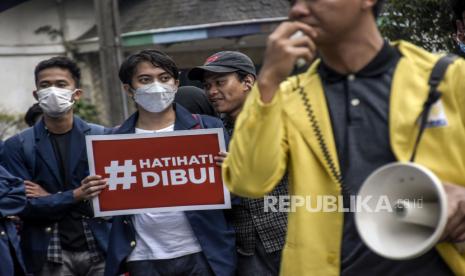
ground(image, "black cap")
xmin=188 ymin=51 xmax=256 ymax=81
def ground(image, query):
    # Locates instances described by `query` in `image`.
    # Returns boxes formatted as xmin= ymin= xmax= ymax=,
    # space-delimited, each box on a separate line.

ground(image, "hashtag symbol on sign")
xmin=104 ymin=160 xmax=137 ymax=191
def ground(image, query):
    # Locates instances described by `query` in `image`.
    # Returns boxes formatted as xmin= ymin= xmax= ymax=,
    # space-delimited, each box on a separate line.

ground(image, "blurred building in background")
xmin=0 ymin=0 xmax=289 ymax=126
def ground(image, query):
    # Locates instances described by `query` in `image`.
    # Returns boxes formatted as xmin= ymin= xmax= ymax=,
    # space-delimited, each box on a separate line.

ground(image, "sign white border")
xmin=86 ymin=128 xmax=230 ymax=217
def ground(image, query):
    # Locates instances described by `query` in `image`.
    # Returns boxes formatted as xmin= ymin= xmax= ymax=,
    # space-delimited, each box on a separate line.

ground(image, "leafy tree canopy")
xmin=379 ymin=0 xmax=456 ymax=52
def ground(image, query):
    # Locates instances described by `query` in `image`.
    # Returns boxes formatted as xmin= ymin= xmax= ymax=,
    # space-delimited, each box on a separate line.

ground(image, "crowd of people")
xmin=0 ymin=0 xmax=465 ymax=275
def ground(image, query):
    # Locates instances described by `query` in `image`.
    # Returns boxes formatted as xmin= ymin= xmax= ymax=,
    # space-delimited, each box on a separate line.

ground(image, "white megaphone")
xmin=355 ymin=162 xmax=465 ymax=260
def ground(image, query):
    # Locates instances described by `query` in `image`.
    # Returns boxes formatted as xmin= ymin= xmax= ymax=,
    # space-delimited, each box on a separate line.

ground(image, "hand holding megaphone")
xmin=290 ymin=30 xmax=310 ymax=68
xmin=441 ymin=183 xmax=465 ymax=244
xmin=355 ymin=162 xmax=465 ymax=260
xmin=257 ymin=21 xmax=317 ymax=104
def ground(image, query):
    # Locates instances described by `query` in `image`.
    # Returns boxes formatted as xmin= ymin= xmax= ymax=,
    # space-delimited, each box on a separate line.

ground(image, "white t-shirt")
xmin=127 ymin=125 xmax=202 ymax=261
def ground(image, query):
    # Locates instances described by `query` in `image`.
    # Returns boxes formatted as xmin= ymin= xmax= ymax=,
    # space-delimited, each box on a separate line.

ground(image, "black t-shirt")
xmin=320 ymin=42 xmax=453 ymax=275
xmin=50 ymin=131 xmax=91 ymax=252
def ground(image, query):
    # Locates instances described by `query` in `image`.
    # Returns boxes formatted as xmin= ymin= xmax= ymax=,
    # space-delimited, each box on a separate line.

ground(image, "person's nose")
xmin=289 ymin=0 xmax=310 ymax=21
xmin=207 ymin=86 xmax=219 ymax=97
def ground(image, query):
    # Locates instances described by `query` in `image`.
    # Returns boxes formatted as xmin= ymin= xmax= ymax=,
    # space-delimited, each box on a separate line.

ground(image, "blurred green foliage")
xmin=0 ymin=99 xmax=100 ymax=140
xmin=379 ymin=0 xmax=455 ymax=52
xmin=0 ymin=111 xmax=24 ymax=140
xmin=74 ymin=99 xmax=101 ymax=124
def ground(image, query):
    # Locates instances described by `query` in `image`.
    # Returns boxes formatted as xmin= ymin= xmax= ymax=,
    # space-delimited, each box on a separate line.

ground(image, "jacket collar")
xmin=283 ymin=64 xmax=342 ymax=185
xmin=283 ymin=41 xmax=438 ymax=185
xmin=115 ymin=103 xmax=197 ymax=134
xmin=33 ymin=116 xmax=90 ymax=184
xmin=318 ymin=41 xmax=400 ymax=83
xmin=173 ymin=103 xmax=198 ymax=131
xmin=33 ymin=115 xmax=90 ymax=138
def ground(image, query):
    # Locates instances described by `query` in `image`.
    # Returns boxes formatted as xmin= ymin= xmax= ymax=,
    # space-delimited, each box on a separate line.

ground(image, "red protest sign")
xmin=86 ymin=129 xmax=230 ymax=217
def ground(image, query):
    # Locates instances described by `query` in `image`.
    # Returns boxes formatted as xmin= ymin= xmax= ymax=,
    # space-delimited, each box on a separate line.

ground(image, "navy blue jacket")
xmin=0 ymin=140 xmax=4 ymax=166
xmin=0 ymin=165 xmax=27 ymax=276
xmin=104 ymin=104 xmax=236 ymax=276
xmin=3 ymin=116 xmax=111 ymax=273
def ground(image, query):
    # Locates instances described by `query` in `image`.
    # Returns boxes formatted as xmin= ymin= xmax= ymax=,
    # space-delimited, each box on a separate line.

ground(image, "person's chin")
xmin=213 ymin=103 xmax=226 ymax=113
xmin=218 ymin=108 xmax=233 ymax=115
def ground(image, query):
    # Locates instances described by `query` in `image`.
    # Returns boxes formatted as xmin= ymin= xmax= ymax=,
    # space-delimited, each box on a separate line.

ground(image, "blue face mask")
xmin=458 ymin=40 xmax=465 ymax=54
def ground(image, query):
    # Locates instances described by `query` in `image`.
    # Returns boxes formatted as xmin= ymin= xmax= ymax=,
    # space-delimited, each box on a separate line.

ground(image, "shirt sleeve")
xmin=222 ymin=83 xmax=289 ymax=198
xmin=3 ymin=136 xmax=75 ymax=220
xmin=0 ymin=165 xmax=26 ymax=217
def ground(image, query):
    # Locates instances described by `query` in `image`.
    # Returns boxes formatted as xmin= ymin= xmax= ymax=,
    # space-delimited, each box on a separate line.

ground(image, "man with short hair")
xmin=189 ymin=51 xmax=288 ymax=275
xmin=3 ymin=56 xmax=110 ymax=275
xmin=223 ymin=0 xmax=465 ymax=275
xmin=104 ymin=49 xmax=236 ymax=276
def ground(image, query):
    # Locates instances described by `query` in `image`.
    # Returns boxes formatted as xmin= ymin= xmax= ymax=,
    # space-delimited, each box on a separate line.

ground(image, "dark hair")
xmin=235 ymin=71 xmax=250 ymax=82
xmin=233 ymin=71 xmax=256 ymax=85
xmin=174 ymin=86 xmax=218 ymax=117
xmin=24 ymin=103 xmax=43 ymax=127
xmin=34 ymin=56 xmax=81 ymax=87
xmin=119 ymin=49 xmax=179 ymax=85
xmin=452 ymin=0 xmax=465 ymax=21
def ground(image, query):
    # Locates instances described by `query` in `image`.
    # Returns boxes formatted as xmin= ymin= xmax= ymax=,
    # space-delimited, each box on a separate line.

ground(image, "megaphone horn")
xmin=393 ymin=200 xmax=439 ymax=228
xmin=354 ymin=162 xmax=463 ymax=260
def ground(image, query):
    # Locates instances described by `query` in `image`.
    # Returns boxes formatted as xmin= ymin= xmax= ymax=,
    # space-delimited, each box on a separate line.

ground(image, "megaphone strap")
xmin=410 ymin=54 xmax=458 ymax=162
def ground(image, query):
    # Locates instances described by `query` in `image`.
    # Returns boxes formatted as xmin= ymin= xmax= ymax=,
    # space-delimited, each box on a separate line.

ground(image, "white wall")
xmin=0 ymin=0 xmax=95 ymax=114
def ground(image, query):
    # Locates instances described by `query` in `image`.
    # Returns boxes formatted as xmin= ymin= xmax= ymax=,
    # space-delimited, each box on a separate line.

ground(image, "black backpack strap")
xmin=410 ymin=54 xmax=458 ymax=162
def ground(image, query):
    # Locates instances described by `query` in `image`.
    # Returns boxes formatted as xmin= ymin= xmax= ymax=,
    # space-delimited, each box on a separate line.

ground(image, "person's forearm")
xmin=257 ymin=73 xmax=280 ymax=103
xmin=223 ymin=85 xmax=288 ymax=198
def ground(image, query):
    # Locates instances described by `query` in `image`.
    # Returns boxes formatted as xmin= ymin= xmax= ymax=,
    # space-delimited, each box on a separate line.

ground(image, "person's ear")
xmin=362 ymin=0 xmax=377 ymax=13
xmin=72 ymin=89 xmax=83 ymax=101
xmin=123 ymin=84 xmax=135 ymax=100
xmin=33 ymin=90 xmax=38 ymax=101
xmin=175 ymin=79 xmax=180 ymax=88
xmin=243 ymin=75 xmax=255 ymax=93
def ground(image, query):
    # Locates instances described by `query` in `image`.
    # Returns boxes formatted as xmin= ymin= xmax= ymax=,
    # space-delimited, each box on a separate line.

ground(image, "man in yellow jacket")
xmin=223 ymin=0 xmax=465 ymax=275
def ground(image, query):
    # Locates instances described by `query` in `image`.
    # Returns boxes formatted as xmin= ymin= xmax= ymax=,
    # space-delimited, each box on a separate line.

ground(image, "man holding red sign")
xmin=96 ymin=50 xmax=235 ymax=276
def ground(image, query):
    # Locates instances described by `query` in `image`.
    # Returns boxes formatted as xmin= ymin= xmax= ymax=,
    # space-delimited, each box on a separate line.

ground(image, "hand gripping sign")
xmin=86 ymin=128 xmax=230 ymax=217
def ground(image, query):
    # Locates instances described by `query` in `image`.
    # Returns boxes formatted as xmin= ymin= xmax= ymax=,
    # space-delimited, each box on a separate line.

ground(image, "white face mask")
xmin=37 ymin=87 xmax=76 ymax=118
xmin=133 ymin=81 xmax=177 ymax=113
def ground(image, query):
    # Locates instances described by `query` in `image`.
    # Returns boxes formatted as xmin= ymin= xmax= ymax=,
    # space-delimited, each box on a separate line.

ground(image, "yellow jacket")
xmin=223 ymin=41 xmax=465 ymax=275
